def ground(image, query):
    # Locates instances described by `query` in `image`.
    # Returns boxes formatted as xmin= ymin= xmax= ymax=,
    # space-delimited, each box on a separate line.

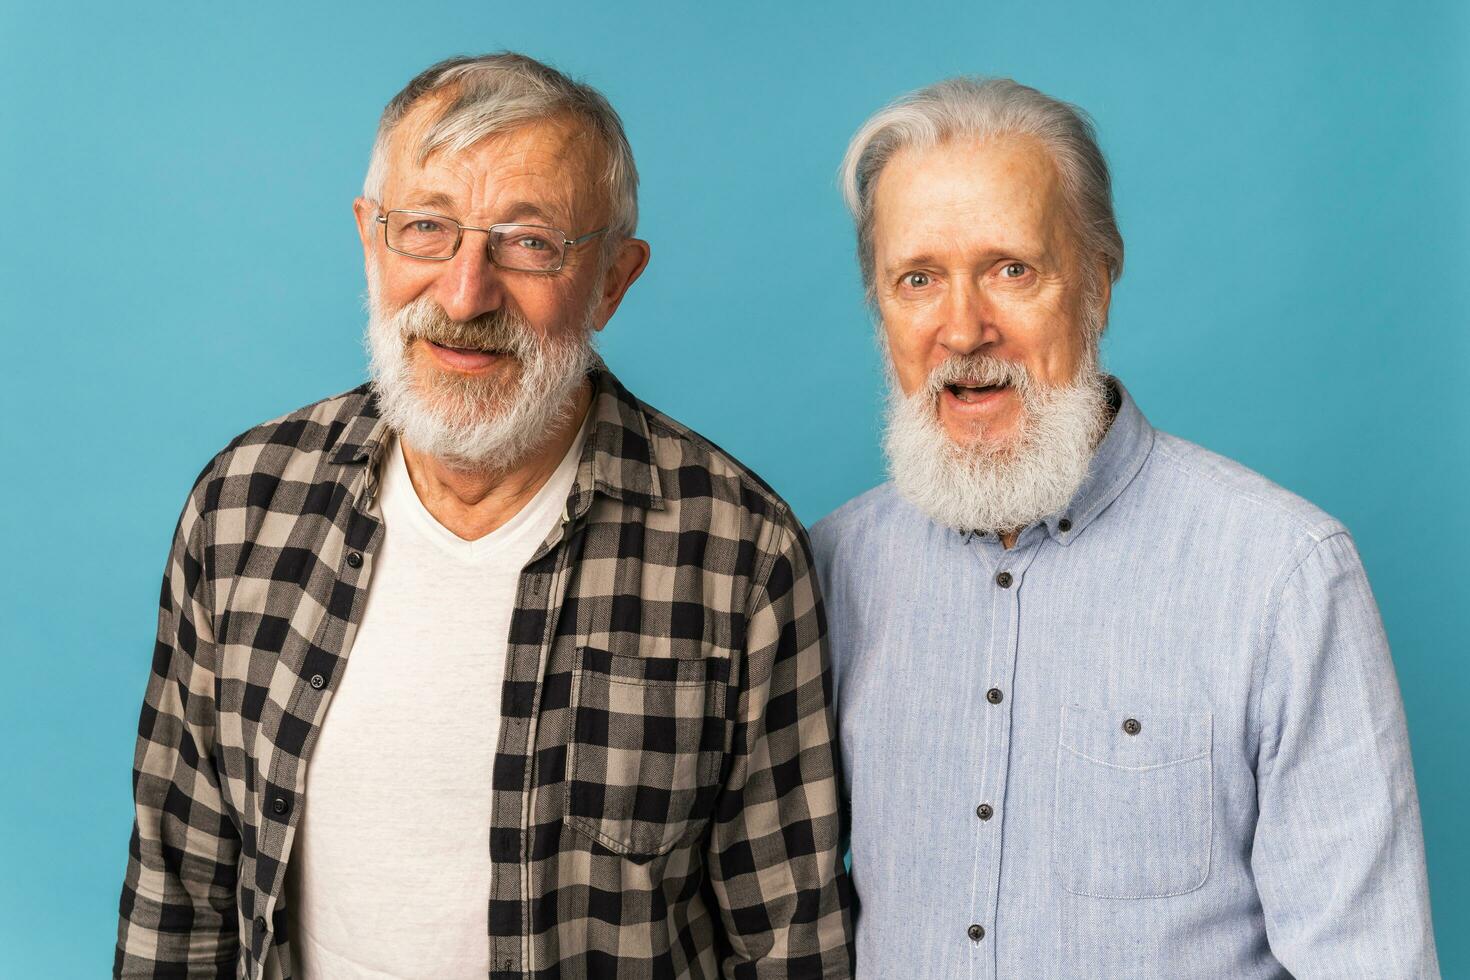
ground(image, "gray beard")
xmin=364 ymin=268 xmax=598 ymax=472
xmin=881 ymin=339 xmax=1112 ymax=534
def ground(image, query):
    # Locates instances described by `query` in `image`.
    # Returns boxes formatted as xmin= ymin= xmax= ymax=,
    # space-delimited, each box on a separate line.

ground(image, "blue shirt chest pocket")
xmin=1052 ymin=704 xmax=1213 ymax=899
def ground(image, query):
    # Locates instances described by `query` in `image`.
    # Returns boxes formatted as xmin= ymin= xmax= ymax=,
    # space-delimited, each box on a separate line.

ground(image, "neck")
xmin=398 ymin=380 xmax=592 ymax=541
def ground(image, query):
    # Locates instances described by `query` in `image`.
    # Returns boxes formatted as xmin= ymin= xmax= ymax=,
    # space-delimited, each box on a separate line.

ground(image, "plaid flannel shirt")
xmin=116 ymin=367 xmax=854 ymax=979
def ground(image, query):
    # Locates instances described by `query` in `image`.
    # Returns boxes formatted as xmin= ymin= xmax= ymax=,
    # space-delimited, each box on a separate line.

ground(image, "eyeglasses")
xmin=375 ymin=208 xmax=608 ymax=272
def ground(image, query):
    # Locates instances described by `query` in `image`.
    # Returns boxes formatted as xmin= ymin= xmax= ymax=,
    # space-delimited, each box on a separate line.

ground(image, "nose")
xmin=432 ymin=230 xmax=506 ymax=322
xmin=936 ymin=278 xmax=1000 ymax=357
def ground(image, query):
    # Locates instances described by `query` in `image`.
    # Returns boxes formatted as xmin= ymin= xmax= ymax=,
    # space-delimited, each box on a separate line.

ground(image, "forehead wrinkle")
xmin=964 ymin=134 xmax=1078 ymax=270
xmin=874 ymin=135 xmax=1071 ymax=273
xmin=383 ymin=90 xmax=606 ymax=198
xmin=880 ymin=210 xmax=1048 ymax=277
xmin=480 ymin=123 xmax=604 ymax=225
xmin=389 ymin=123 xmax=593 ymax=228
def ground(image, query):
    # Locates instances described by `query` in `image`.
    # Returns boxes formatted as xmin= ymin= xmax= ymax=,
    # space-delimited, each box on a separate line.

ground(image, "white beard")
xmin=881 ymin=336 xmax=1112 ymax=534
xmin=364 ymin=266 xmax=598 ymax=471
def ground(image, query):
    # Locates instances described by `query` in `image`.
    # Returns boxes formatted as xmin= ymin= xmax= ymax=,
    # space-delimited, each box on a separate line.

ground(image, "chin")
xmin=415 ymin=348 xmax=516 ymax=386
xmin=943 ymin=421 xmax=1019 ymax=455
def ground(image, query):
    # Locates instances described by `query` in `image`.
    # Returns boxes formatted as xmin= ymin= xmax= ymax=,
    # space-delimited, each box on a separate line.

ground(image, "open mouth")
xmin=945 ymin=382 xmax=1008 ymax=403
xmin=421 ymin=338 xmax=517 ymax=373
xmin=427 ymin=339 xmax=511 ymax=357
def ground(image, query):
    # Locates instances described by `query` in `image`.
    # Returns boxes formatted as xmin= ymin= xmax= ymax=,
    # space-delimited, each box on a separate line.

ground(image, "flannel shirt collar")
xmin=325 ymin=362 xmax=665 ymax=514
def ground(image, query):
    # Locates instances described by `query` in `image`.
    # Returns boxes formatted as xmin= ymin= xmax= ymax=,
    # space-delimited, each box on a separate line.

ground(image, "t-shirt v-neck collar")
xmin=380 ymin=419 xmax=588 ymax=564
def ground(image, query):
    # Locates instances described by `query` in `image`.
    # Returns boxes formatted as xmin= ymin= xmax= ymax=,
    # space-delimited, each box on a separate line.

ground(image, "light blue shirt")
xmin=812 ymin=381 xmax=1438 ymax=979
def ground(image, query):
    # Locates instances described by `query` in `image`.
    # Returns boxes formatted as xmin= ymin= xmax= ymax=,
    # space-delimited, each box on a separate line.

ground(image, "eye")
xmin=411 ymin=218 xmax=450 ymax=234
xmin=900 ymin=272 xmax=932 ymax=289
xmin=1000 ymin=262 xmax=1027 ymax=279
xmin=513 ymin=235 xmax=552 ymax=251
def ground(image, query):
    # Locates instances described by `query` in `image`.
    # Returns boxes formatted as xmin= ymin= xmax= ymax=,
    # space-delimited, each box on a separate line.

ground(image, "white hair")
xmin=363 ymin=53 xmax=638 ymax=245
xmin=840 ymin=76 xmax=1123 ymax=304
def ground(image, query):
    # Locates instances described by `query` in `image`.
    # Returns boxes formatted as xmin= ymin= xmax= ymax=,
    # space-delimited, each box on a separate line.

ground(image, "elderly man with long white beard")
xmin=115 ymin=53 xmax=853 ymax=980
xmin=812 ymin=78 xmax=1439 ymax=978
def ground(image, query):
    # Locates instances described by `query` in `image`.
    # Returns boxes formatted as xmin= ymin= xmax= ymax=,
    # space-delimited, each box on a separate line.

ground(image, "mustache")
xmin=924 ymin=355 xmax=1035 ymax=395
xmin=393 ymin=296 xmax=537 ymax=359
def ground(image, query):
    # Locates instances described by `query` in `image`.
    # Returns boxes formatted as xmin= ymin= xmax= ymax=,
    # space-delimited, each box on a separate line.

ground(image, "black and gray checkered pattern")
xmin=115 ymin=368 xmax=854 ymax=979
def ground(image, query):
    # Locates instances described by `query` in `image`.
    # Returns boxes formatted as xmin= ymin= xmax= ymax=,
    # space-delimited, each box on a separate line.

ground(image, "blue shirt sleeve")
xmin=1250 ymin=530 xmax=1439 ymax=977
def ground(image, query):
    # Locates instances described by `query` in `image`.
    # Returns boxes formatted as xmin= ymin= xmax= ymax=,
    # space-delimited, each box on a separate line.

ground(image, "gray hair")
xmin=840 ymin=77 xmax=1123 ymax=302
xmin=363 ymin=52 xmax=638 ymax=243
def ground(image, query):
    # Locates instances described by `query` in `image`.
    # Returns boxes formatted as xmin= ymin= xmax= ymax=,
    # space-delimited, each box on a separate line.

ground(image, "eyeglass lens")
xmin=384 ymin=211 xmax=567 ymax=271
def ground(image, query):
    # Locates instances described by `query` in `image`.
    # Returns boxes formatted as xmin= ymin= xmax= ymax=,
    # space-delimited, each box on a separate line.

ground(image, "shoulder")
xmin=809 ymin=483 xmax=955 ymax=605
xmin=636 ymin=395 xmax=803 ymax=538
xmin=1145 ymin=433 xmax=1382 ymax=620
xmin=1142 ymin=430 xmax=1351 ymax=573
xmin=810 ymin=483 xmax=905 ymax=561
xmin=185 ymin=384 xmax=374 ymax=515
xmin=216 ymin=384 xmax=373 ymax=463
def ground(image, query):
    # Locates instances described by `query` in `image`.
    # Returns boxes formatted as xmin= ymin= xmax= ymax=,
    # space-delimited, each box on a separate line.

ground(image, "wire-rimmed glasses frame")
xmin=375 ymin=208 xmax=609 ymax=272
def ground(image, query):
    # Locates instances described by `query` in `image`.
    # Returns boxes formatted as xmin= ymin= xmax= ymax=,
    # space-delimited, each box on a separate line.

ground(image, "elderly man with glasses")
xmin=115 ymin=53 xmax=853 ymax=980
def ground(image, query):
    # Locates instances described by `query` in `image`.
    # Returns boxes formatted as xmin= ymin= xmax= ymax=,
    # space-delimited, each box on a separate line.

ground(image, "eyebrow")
xmin=884 ymin=252 xmax=941 ymax=275
xmin=501 ymin=201 xmax=557 ymax=223
xmin=401 ymin=191 xmax=459 ymax=213
xmin=884 ymin=243 xmax=1051 ymax=277
xmin=396 ymin=194 xmax=563 ymax=228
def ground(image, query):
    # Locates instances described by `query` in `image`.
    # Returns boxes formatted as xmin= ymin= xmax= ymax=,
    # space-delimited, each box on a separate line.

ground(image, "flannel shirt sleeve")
xmin=706 ymin=517 xmax=855 ymax=978
xmin=1250 ymin=530 xmax=1439 ymax=977
xmin=115 ymin=457 xmax=241 ymax=979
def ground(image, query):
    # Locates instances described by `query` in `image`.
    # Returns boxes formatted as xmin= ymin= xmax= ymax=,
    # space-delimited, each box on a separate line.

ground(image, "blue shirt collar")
xmin=964 ymin=377 xmax=1154 ymax=548
xmin=1042 ymin=377 xmax=1153 ymax=546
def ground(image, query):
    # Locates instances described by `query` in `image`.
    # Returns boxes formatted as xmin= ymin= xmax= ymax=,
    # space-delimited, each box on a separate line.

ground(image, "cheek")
xmin=999 ymin=296 xmax=1085 ymax=385
xmin=879 ymin=320 xmax=932 ymax=394
xmin=372 ymin=261 xmax=436 ymax=311
xmin=512 ymin=278 xmax=592 ymax=333
xmin=1035 ymin=317 xmax=1089 ymax=385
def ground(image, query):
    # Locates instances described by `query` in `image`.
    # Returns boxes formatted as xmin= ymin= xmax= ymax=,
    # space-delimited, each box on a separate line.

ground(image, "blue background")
xmin=3 ymin=2 xmax=1465 ymax=975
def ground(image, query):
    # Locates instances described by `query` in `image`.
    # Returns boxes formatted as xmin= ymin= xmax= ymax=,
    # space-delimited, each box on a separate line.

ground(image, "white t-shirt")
xmin=276 ymin=421 xmax=586 ymax=979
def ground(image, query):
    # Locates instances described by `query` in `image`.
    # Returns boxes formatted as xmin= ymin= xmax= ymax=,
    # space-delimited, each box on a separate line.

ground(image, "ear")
xmin=1092 ymin=261 xmax=1113 ymax=334
xmin=353 ymin=197 xmax=379 ymax=266
xmin=590 ymin=237 xmax=651 ymax=332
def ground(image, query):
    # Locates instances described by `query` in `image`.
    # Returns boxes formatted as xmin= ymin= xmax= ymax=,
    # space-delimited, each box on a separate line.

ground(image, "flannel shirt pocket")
xmin=565 ymin=646 xmax=729 ymax=861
